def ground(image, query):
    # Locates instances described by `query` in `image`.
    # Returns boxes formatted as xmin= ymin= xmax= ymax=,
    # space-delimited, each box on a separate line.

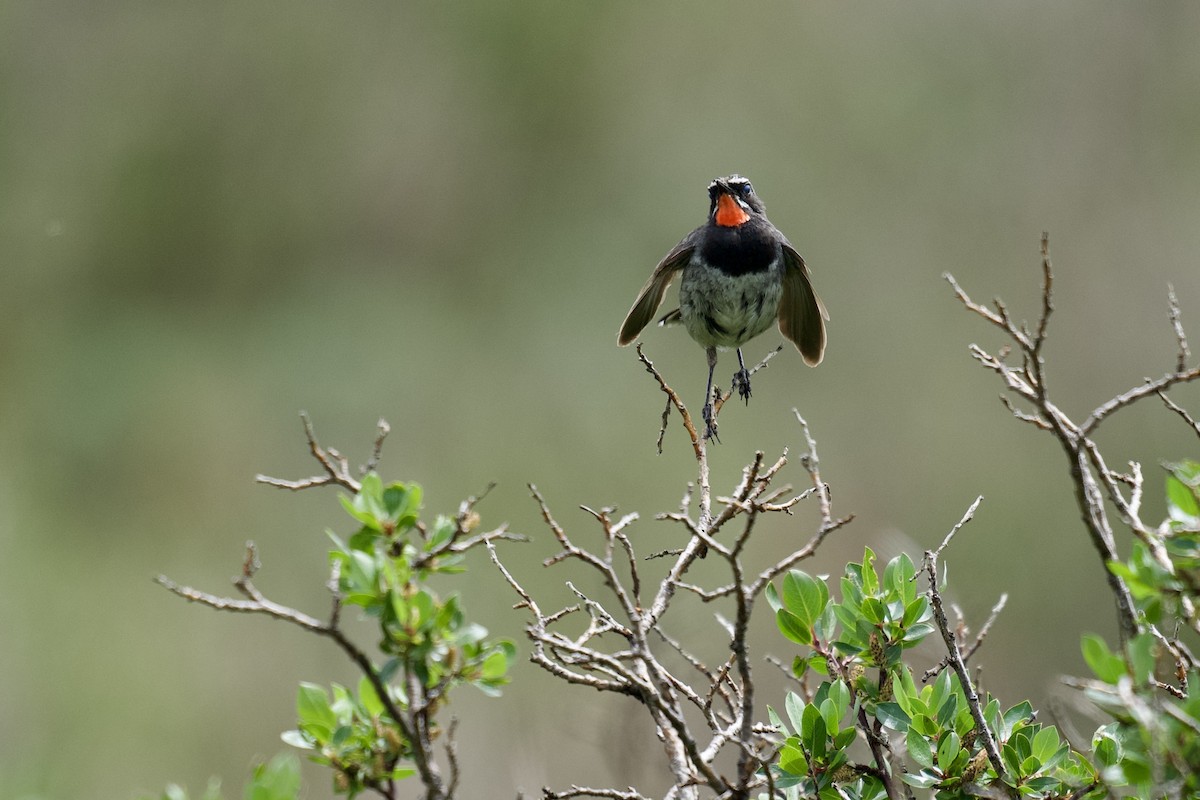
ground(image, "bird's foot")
xmin=701 ymin=403 xmax=720 ymax=443
xmin=733 ymin=368 xmax=752 ymax=404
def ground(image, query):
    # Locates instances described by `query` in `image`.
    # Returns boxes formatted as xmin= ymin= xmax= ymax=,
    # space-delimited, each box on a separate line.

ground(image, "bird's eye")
xmin=739 ymin=182 xmax=753 ymax=195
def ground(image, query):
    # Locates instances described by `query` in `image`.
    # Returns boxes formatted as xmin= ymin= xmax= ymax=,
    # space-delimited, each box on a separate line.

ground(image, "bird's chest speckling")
xmin=679 ymin=251 xmax=783 ymax=349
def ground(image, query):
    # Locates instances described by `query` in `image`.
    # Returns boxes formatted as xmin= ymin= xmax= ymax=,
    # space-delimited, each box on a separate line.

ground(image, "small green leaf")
xmin=765 ymin=581 xmax=782 ymax=612
xmin=1081 ymin=634 xmax=1126 ymax=683
xmin=861 ymin=547 xmax=879 ymax=595
xmin=901 ymin=770 xmax=940 ymax=789
xmin=246 ymin=753 xmax=301 ymax=800
xmin=780 ymin=570 xmax=830 ymax=628
xmin=776 ymin=608 xmax=812 ymax=645
xmin=785 ymin=691 xmax=807 ymax=734
xmin=902 ymin=597 xmax=930 ymax=628
xmin=358 ymin=676 xmax=385 ymax=717
xmin=480 ymin=647 xmax=511 ymax=682
xmin=295 ymin=683 xmax=336 ymax=737
xmin=802 ymin=704 xmax=828 ymax=761
xmin=1126 ymin=631 xmax=1156 ymax=685
xmin=1031 ymin=726 xmax=1060 ymax=762
xmin=279 ymin=730 xmax=312 ymax=750
xmin=883 ymin=553 xmax=917 ymax=604
xmin=936 ymin=731 xmax=961 ymax=772
xmin=1165 ymin=460 xmax=1200 ymax=526
xmin=906 ymin=727 xmax=933 ymax=768
xmin=778 ymin=742 xmax=809 ymax=776
xmin=875 ymin=702 xmax=911 ymax=732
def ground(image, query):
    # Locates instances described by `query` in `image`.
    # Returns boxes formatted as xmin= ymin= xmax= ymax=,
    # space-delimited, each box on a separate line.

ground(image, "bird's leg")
xmin=701 ymin=346 xmax=720 ymax=442
xmin=732 ymin=347 xmax=752 ymax=404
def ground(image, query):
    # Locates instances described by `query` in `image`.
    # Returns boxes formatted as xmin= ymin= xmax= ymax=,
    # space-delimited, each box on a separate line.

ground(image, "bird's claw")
xmin=701 ymin=403 xmax=720 ymax=443
xmin=733 ymin=368 xmax=752 ymax=404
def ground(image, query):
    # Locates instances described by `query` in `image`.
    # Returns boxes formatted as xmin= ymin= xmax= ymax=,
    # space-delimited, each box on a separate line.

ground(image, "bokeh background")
xmin=3 ymin=3 xmax=1200 ymax=798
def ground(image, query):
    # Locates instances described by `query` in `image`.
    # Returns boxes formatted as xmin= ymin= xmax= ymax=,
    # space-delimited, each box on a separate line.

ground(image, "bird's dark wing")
xmin=617 ymin=232 xmax=697 ymax=346
xmin=777 ymin=243 xmax=828 ymax=366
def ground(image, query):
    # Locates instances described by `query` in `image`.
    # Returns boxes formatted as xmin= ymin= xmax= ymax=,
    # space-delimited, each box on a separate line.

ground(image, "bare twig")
xmin=157 ymin=542 xmax=445 ymax=797
xmin=923 ymin=500 xmax=1008 ymax=789
xmin=491 ymin=358 xmax=847 ymax=800
xmin=943 ymin=235 xmax=1200 ymax=642
xmin=1158 ymin=391 xmax=1200 ymax=440
xmin=542 ymin=787 xmax=650 ymax=800
xmin=255 ymin=412 xmax=367 ymax=492
xmin=1168 ymin=283 xmax=1191 ymax=373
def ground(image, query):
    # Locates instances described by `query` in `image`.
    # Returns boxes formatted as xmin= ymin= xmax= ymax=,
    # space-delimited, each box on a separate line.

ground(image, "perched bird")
xmin=617 ymin=175 xmax=827 ymax=441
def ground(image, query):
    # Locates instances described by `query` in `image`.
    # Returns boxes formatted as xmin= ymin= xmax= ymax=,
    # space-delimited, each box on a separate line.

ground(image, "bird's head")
xmin=707 ymin=175 xmax=763 ymax=227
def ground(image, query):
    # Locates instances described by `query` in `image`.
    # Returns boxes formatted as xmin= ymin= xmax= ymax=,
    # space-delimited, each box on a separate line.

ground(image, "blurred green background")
xmin=3 ymin=3 xmax=1200 ymax=798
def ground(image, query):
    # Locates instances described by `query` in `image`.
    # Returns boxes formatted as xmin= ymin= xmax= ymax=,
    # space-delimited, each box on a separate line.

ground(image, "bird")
xmin=617 ymin=175 xmax=827 ymax=441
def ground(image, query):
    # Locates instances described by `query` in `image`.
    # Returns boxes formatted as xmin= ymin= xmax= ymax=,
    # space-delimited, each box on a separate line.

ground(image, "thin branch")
xmin=923 ymin=501 xmax=1008 ymax=787
xmin=1080 ymin=367 xmax=1200 ymax=437
xmin=637 ymin=344 xmax=702 ymax=459
xmin=255 ymin=412 xmax=365 ymax=492
xmin=157 ymin=541 xmax=444 ymax=796
xmin=933 ymin=495 xmax=984 ymax=556
xmin=1168 ymin=283 xmax=1191 ymax=373
xmin=1158 ymin=391 xmax=1200 ymax=440
xmin=542 ymin=787 xmax=650 ymax=800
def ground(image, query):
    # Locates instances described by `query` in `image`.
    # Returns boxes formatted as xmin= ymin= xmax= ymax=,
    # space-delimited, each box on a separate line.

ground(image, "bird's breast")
xmin=698 ymin=221 xmax=779 ymax=277
xmin=678 ymin=256 xmax=783 ymax=349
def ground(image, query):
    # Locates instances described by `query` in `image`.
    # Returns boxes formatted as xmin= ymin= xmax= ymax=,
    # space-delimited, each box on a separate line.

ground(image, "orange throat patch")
xmin=714 ymin=194 xmax=750 ymax=227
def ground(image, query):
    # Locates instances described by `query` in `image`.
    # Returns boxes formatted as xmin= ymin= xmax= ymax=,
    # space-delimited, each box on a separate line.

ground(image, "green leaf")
xmin=901 ymin=770 xmax=939 ymax=789
xmin=883 ymin=553 xmax=917 ymax=604
xmin=930 ymin=667 xmax=953 ymax=715
xmin=245 ymin=753 xmax=301 ymax=800
xmin=480 ymin=646 xmax=512 ymax=682
xmin=785 ymin=691 xmax=807 ymax=734
xmin=1165 ymin=460 xmax=1200 ymax=526
xmin=295 ymin=683 xmax=336 ymax=739
xmin=906 ymin=727 xmax=934 ymax=768
xmin=765 ymin=580 xmax=782 ymax=612
xmin=776 ymin=608 xmax=812 ymax=645
xmin=780 ymin=570 xmax=830 ymax=628
xmin=1024 ymin=776 xmax=1061 ymax=793
xmin=1126 ymin=631 xmax=1156 ymax=685
xmin=875 ymin=702 xmax=911 ymax=732
xmin=826 ymin=679 xmax=851 ymax=719
xmin=791 ymin=655 xmax=809 ymax=680
xmin=426 ymin=515 xmax=456 ymax=551
xmin=1081 ymin=634 xmax=1125 ymax=683
xmin=864 ymin=546 xmax=883 ymax=597
xmin=1001 ymin=701 xmax=1033 ymax=739
xmin=279 ymin=729 xmax=312 ymax=750
xmin=819 ymin=698 xmax=841 ymax=736
xmin=901 ymin=597 xmax=930 ymax=628
xmin=767 ymin=705 xmax=787 ymax=735
xmin=936 ymin=731 xmax=961 ymax=772
xmin=778 ymin=742 xmax=809 ymax=776
xmin=358 ymin=676 xmax=385 ymax=717
xmin=935 ymin=691 xmax=959 ymax=728
xmin=802 ymin=704 xmax=828 ymax=761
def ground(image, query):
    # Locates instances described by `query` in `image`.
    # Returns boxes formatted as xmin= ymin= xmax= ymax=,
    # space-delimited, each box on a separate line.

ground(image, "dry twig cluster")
xmin=491 ymin=347 xmax=852 ymax=800
xmin=947 ymin=234 xmax=1200 ymax=662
